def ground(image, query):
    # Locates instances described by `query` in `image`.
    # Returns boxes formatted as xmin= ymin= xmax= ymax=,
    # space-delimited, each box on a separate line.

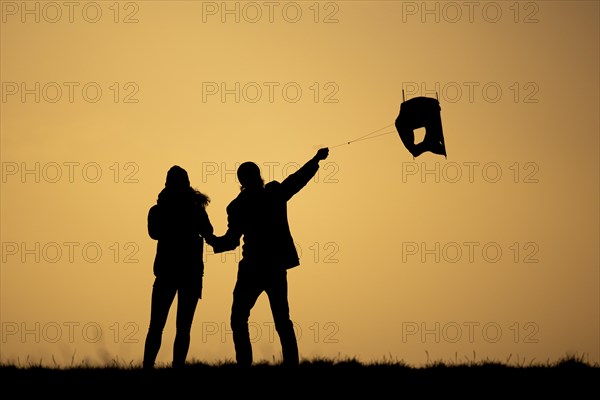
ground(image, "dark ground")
xmin=2 ymin=357 xmax=598 ymax=398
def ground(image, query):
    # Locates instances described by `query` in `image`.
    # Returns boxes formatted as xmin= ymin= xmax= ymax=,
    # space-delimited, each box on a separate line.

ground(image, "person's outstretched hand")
xmin=314 ymin=147 xmax=329 ymax=161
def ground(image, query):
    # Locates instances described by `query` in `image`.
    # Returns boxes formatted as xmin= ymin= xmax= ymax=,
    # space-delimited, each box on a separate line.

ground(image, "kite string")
xmin=329 ymin=123 xmax=395 ymax=149
xmin=349 ymin=130 xmax=397 ymax=143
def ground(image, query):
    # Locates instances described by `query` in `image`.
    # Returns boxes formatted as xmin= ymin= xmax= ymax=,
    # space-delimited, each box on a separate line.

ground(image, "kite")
xmin=395 ymin=91 xmax=447 ymax=158
xmin=329 ymin=90 xmax=448 ymax=159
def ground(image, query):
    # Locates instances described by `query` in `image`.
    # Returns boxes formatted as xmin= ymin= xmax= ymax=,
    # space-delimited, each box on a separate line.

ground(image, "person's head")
xmin=161 ymin=165 xmax=210 ymax=206
xmin=165 ymin=165 xmax=190 ymax=190
xmin=237 ymin=162 xmax=264 ymax=190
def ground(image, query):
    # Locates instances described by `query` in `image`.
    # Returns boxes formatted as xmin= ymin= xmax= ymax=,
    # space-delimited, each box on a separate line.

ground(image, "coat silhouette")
xmin=207 ymin=148 xmax=329 ymax=367
xmin=143 ymin=165 xmax=214 ymax=369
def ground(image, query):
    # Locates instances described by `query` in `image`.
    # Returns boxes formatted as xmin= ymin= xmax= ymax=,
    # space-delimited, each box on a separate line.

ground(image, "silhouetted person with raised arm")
xmin=143 ymin=166 xmax=214 ymax=369
xmin=206 ymin=148 xmax=329 ymax=367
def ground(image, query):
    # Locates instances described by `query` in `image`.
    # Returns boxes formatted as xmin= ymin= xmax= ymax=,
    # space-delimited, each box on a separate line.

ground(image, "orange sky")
xmin=1 ymin=1 xmax=598 ymax=367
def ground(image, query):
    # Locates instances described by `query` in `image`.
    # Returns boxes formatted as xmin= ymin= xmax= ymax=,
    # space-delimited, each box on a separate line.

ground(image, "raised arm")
xmin=279 ymin=148 xmax=329 ymax=201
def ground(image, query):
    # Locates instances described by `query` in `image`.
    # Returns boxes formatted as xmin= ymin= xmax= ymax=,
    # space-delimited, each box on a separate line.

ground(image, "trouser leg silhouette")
xmin=172 ymin=288 xmax=199 ymax=368
xmin=230 ymin=276 xmax=262 ymax=367
xmin=266 ymin=271 xmax=299 ymax=366
xmin=143 ymin=280 xmax=177 ymax=369
xmin=230 ymin=267 xmax=298 ymax=367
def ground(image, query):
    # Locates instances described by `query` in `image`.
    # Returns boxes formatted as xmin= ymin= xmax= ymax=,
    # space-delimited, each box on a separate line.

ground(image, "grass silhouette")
xmin=1 ymin=352 xmax=597 ymax=397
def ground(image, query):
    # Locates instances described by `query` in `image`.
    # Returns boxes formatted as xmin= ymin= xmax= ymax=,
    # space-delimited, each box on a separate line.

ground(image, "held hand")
xmin=203 ymin=233 xmax=216 ymax=246
xmin=204 ymin=234 xmax=227 ymax=254
xmin=314 ymin=147 xmax=329 ymax=161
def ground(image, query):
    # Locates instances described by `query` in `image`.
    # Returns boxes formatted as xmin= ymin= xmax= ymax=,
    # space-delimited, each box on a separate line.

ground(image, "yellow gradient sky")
xmin=1 ymin=1 xmax=598 ymax=367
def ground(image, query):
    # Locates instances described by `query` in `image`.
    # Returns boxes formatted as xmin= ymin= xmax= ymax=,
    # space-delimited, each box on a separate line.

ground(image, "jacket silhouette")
xmin=143 ymin=165 xmax=214 ymax=369
xmin=207 ymin=148 xmax=329 ymax=367
xmin=148 ymin=187 xmax=212 ymax=282
xmin=210 ymin=159 xmax=320 ymax=266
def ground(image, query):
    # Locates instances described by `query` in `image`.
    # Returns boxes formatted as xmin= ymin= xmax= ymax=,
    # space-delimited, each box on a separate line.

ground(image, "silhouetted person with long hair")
xmin=143 ymin=165 xmax=214 ymax=369
xmin=206 ymin=148 xmax=329 ymax=367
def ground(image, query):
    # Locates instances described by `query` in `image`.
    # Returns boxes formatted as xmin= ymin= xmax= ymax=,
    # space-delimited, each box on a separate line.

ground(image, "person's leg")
xmin=265 ymin=269 xmax=299 ymax=367
xmin=143 ymin=278 xmax=177 ymax=369
xmin=230 ymin=268 xmax=263 ymax=367
xmin=172 ymin=285 xmax=200 ymax=368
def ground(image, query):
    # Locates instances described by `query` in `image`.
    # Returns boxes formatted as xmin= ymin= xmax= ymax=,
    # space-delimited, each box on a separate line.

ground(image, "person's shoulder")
xmin=265 ymin=181 xmax=281 ymax=190
xmin=226 ymin=193 xmax=243 ymax=212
